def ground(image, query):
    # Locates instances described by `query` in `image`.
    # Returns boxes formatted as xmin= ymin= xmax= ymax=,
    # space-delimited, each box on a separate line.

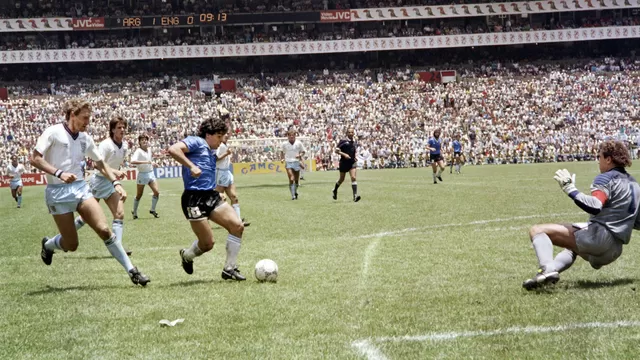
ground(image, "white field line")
xmin=352 ymin=321 xmax=640 ymax=360
xmin=351 ymin=340 xmax=389 ymax=360
xmin=357 ymin=212 xmax=582 ymax=239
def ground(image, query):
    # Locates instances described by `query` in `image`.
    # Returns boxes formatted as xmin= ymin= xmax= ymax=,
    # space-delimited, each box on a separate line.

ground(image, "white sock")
xmin=532 ymin=233 xmax=554 ymax=270
xmin=133 ymin=198 xmax=140 ymax=216
xmin=183 ymin=240 xmax=204 ymax=261
xmin=104 ymin=234 xmax=134 ymax=272
xmin=290 ymin=184 xmax=296 ymax=198
xmin=151 ymin=195 xmax=159 ymax=212
xmin=225 ymin=234 xmax=242 ymax=270
xmin=232 ymin=204 xmax=241 ymax=220
xmin=112 ymin=219 xmax=124 ymax=242
xmin=75 ymin=216 xmax=85 ymax=230
xmin=45 ymin=235 xmax=64 ymax=252
xmin=432 ymin=173 xmax=437 ymax=181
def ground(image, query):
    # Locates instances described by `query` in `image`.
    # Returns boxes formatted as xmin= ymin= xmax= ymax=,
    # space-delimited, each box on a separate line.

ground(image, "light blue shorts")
xmin=137 ymin=171 xmax=157 ymax=185
xmin=286 ymin=161 xmax=301 ymax=172
xmin=89 ymin=174 xmax=115 ymax=200
xmin=216 ymin=169 xmax=234 ymax=187
xmin=10 ymin=179 xmax=23 ymax=190
xmin=45 ymin=181 xmax=93 ymax=215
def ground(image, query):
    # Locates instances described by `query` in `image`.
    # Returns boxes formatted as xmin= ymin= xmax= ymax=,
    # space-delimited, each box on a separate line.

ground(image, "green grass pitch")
xmin=2 ymin=162 xmax=640 ymax=359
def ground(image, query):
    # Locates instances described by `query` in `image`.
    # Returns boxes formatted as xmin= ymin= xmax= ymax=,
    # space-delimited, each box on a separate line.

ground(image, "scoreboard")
xmin=113 ymin=13 xmax=228 ymax=27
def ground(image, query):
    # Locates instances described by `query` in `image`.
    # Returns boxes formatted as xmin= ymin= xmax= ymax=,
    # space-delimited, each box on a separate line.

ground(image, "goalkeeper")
xmin=523 ymin=140 xmax=640 ymax=290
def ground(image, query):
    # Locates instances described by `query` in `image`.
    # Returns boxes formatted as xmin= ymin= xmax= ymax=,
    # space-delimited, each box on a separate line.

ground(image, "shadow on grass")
xmin=238 ymin=181 xmax=330 ymax=189
xmin=571 ymin=278 xmax=635 ymax=289
xmin=26 ymin=284 xmax=121 ymax=296
xmin=165 ymin=279 xmax=218 ymax=288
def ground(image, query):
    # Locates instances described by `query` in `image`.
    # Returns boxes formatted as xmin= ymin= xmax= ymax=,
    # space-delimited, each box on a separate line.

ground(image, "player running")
xmin=215 ymin=133 xmax=250 ymax=227
xmin=426 ymin=129 xmax=446 ymax=184
xmin=6 ymin=155 xmax=26 ymax=208
xmin=169 ymin=118 xmax=246 ymax=280
xmin=281 ymin=130 xmax=306 ymax=200
xmin=34 ymin=98 xmax=149 ymax=286
xmin=131 ymin=134 xmax=160 ymax=219
xmin=522 ymin=140 xmax=640 ymax=290
xmin=332 ymin=126 xmax=361 ymax=202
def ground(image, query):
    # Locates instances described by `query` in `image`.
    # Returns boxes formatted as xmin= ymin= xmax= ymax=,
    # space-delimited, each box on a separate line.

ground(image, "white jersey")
xmin=131 ymin=148 xmax=153 ymax=173
xmin=216 ymin=143 xmax=231 ymax=170
xmin=34 ymin=123 xmax=102 ymax=185
xmin=7 ymin=163 xmax=25 ymax=181
xmin=96 ymin=138 xmax=128 ymax=178
xmin=282 ymin=140 xmax=306 ymax=162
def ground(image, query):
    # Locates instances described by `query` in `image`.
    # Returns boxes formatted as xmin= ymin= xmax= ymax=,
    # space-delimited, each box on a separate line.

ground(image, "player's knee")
xmin=200 ymin=241 xmax=214 ymax=252
xmin=153 ymin=192 xmax=160 ymax=198
xmin=529 ymin=225 xmax=546 ymax=239
xmin=65 ymin=241 xmax=79 ymax=252
xmin=95 ymin=225 xmax=112 ymax=240
xmin=113 ymin=208 xmax=125 ymax=220
xmin=230 ymin=194 xmax=239 ymax=203
xmin=350 ymin=177 xmax=356 ymax=182
xmin=230 ymin=221 xmax=244 ymax=237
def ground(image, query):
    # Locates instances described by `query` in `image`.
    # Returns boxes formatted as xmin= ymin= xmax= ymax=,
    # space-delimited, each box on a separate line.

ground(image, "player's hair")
xmin=109 ymin=116 xmax=128 ymax=140
xmin=599 ymin=140 xmax=632 ymax=168
xmin=287 ymin=129 xmax=297 ymax=136
xmin=138 ymin=134 xmax=149 ymax=142
xmin=433 ymin=128 xmax=441 ymax=137
xmin=62 ymin=98 xmax=91 ymax=121
xmin=197 ymin=118 xmax=228 ymax=138
xmin=11 ymin=155 xmax=17 ymax=161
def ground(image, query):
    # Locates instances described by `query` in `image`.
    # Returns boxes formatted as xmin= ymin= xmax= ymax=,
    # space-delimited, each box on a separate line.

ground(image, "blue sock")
xmin=104 ymin=234 xmax=134 ymax=272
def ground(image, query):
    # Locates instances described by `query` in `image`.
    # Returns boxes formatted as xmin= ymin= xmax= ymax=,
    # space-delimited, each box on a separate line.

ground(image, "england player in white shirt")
xmin=281 ymin=129 xmax=306 ymax=200
xmin=47 ymin=116 xmax=133 ymax=256
xmin=6 ymin=155 xmax=26 ymax=208
xmin=215 ymin=133 xmax=250 ymax=226
xmin=130 ymin=134 xmax=160 ymax=219
xmin=32 ymin=99 xmax=149 ymax=286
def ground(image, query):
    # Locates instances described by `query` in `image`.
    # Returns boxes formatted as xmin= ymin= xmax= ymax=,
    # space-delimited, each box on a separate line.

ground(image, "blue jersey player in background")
xmin=168 ymin=118 xmax=246 ymax=281
xmin=522 ymin=140 xmax=640 ymax=290
xmin=426 ymin=129 xmax=446 ymax=184
xmin=450 ymin=134 xmax=463 ymax=175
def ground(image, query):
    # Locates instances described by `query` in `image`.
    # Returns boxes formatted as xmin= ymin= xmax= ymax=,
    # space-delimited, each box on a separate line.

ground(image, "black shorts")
xmin=454 ymin=152 xmax=461 ymax=157
xmin=339 ymin=161 xmax=357 ymax=173
xmin=181 ymin=189 xmax=224 ymax=221
xmin=429 ymin=154 xmax=443 ymax=162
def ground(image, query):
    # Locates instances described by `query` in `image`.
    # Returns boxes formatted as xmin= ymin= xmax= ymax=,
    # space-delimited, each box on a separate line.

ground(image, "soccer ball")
xmin=254 ymin=259 xmax=278 ymax=282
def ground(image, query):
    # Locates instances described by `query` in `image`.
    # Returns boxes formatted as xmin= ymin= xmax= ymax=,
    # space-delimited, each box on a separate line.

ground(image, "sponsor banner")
xmin=349 ymin=0 xmax=640 ymax=22
xmin=72 ymin=17 xmax=105 ymax=30
xmin=1 ymin=26 xmax=639 ymax=63
xmin=233 ymin=161 xmax=316 ymax=175
xmin=0 ymin=173 xmax=48 ymax=188
xmin=0 ymin=18 xmax=73 ymax=32
xmin=153 ymin=166 xmax=182 ymax=179
xmin=320 ymin=10 xmax=351 ymax=22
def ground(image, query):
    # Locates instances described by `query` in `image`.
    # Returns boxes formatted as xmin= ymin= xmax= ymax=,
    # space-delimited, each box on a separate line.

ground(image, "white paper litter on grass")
xmin=159 ymin=318 xmax=185 ymax=327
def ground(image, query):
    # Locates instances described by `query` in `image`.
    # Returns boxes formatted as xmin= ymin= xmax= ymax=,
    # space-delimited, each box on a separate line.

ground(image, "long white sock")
xmin=104 ymin=234 xmax=134 ymax=272
xmin=550 ymin=249 xmax=577 ymax=273
xmin=151 ymin=195 xmax=159 ymax=212
xmin=112 ymin=219 xmax=124 ymax=242
xmin=290 ymin=184 xmax=296 ymax=198
xmin=183 ymin=240 xmax=204 ymax=261
xmin=232 ymin=204 xmax=241 ymax=220
xmin=225 ymin=234 xmax=242 ymax=270
xmin=45 ymin=235 xmax=64 ymax=252
xmin=432 ymin=173 xmax=437 ymax=181
xmin=133 ymin=198 xmax=140 ymax=216
xmin=532 ymin=233 xmax=554 ymax=270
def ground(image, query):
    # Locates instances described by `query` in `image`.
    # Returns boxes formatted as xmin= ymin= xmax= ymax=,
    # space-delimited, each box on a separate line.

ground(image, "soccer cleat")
xmin=222 ymin=268 xmax=246 ymax=281
xmin=150 ymin=211 xmax=159 ymax=218
xmin=17 ymin=205 xmax=21 ymax=208
xmin=295 ymin=192 xmax=298 ymax=200
xmin=126 ymin=249 xmax=133 ymax=256
xmin=128 ymin=267 xmax=150 ymax=286
xmin=433 ymin=181 xmax=438 ymax=184
xmin=179 ymin=249 xmax=193 ymax=275
xmin=40 ymin=237 xmax=54 ymax=266
xmin=354 ymin=195 xmax=361 ymax=202
xmin=437 ymin=175 xmax=443 ymax=182
xmin=131 ymin=211 xmax=138 ymax=220
xmin=522 ymin=268 xmax=560 ymax=290
xmin=242 ymin=218 xmax=251 ymax=227
xmin=332 ymin=189 xmax=337 ymax=200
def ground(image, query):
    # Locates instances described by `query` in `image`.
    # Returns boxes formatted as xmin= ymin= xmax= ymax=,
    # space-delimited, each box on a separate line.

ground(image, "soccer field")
xmin=2 ymin=162 xmax=640 ymax=359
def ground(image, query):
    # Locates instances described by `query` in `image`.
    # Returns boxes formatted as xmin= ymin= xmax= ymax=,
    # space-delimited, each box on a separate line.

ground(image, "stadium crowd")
xmin=2 ymin=55 xmax=639 ymax=174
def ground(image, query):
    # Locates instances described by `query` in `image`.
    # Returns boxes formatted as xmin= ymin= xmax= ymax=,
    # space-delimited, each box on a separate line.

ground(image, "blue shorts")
xmin=137 ymin=171 xmax=157 ymax=185
xmin=10 ymin=179 xmax=23 ymax=190
xmin=286 ymin=161 xmax=301 ymax=172
xmin=216 ymin=169 xmax=234 ymax=187
xmin=45 ymin=181 xmax=93 ymax=215
xmin=89 ymin=174 xmax=115 ymax=200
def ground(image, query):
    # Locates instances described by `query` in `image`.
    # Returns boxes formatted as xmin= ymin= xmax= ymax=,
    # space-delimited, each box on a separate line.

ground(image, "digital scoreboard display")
xmin=115 ymin=13 xmax=228 ymax=27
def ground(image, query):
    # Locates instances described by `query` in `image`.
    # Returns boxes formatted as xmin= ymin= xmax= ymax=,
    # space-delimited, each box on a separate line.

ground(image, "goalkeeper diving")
xmin=522 ymin=140 xmax=640 ymax=290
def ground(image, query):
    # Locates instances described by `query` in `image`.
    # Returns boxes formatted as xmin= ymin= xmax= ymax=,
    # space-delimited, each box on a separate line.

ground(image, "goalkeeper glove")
xmin=553 ymin=169 xmax=578 ymax=195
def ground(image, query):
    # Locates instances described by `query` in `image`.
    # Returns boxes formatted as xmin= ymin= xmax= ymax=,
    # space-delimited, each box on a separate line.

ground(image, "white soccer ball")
xmin=255 ymin=259 xmax=278 ymax=282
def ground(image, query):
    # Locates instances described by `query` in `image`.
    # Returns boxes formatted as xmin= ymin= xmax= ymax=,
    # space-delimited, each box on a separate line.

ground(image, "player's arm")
xmin=168 ymin=141 xmax=201 ymax=177
xmin=30 ymin=150 xmax=77 ymax=183
xmin=89 ymin=140 xmax=126 ymax=200
xmin=554 ymin=169 xmax=607 ymax=215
